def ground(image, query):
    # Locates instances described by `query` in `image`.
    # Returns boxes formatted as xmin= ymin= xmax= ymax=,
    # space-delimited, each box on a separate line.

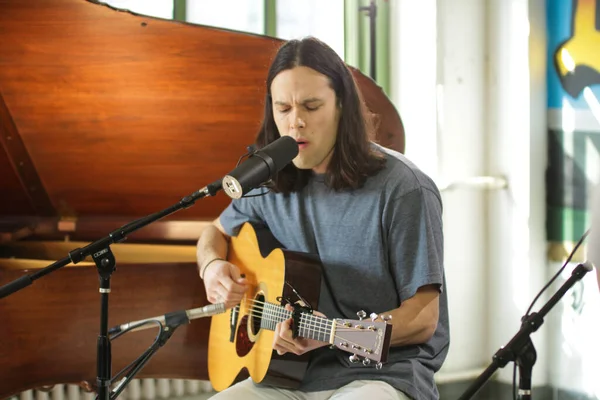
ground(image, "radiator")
xmin=10 ymin=379 xmax=215 ymax=400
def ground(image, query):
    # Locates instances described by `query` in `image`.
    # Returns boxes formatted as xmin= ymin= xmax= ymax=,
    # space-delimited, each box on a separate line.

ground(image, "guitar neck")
xmin=260 ymin=302 xmax=334 ymax=343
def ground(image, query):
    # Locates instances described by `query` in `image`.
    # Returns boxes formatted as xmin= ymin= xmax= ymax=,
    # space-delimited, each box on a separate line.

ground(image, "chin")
xmin=292 ymin=160 xmax=313 ymax=170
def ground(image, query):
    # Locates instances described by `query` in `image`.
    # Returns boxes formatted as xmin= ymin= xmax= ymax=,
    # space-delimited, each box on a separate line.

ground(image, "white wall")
xmin=486 ymin=0 xmax=549 ymax=386
xmin=390 ymin=0 xmax=489 ymax=380
xmin=390 ymin=0 xmax=550 ymax=387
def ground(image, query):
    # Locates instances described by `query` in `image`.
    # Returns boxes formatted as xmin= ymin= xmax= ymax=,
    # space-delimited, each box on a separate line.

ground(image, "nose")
xmin=289 ymin=109 xmax=306 ymax=130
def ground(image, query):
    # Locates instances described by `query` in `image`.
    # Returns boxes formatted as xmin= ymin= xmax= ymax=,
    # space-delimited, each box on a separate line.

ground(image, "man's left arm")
xmin=385 ymin=185 xmax=444 ymax=347
xmin=383 ymin=284 xmax=440 ymax=346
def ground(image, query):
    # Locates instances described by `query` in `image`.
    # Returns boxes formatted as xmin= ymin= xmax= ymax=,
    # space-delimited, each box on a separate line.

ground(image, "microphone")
xmin=108 ymin=303 xmax=226 ymax=335
xmin=222 ymin=136 xmax=299 ymax=199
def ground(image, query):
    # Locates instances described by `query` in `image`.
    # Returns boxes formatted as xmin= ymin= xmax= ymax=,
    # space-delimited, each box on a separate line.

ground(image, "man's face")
xmin=270 ymin=66 xmax=341 ymax=174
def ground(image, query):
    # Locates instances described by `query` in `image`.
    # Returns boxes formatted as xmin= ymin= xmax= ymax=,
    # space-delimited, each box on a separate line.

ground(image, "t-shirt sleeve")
xmin=386 ymin=186 xmax=445 ymax=303
xmin=219 ymin=195 xmax=265 ymax=237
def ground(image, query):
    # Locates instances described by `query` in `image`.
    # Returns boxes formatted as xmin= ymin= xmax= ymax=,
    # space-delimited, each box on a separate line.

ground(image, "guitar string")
xmin=244 ymin=304 xmax=375 ymax=354
xmin=249 ymin=299 xmax=379 ymax=325
xmin=232 ymin=298 xmax=383 ymax=353
xmin=246 ymin=300 xmax=354 ymax=333
xmin=243 ymin=303 xmax=332 ymax=334
xmin=245 ymin=299 xmax=381 ymax=333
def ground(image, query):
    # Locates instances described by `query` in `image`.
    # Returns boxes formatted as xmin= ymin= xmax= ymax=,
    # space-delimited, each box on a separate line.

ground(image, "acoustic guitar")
xmin=207 ymin=222 xmax=393 ymax=391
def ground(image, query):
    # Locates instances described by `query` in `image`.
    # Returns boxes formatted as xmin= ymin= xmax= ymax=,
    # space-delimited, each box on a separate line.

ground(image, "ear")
xmin=335 ymin=100 xmax=343 ymax=122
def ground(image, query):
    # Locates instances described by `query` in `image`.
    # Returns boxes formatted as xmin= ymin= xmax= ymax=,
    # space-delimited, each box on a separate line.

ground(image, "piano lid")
xmin=0 ymin=0 xmax=404 ymax=243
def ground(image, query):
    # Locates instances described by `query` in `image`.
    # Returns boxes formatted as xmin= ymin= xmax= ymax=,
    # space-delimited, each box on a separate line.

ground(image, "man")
xmin=196 ymin=37 xmax=449 ymax=400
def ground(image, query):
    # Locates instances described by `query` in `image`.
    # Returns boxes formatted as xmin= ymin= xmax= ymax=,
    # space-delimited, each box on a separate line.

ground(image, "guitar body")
xmin=207 ymin=222 xmax=323 ymax=391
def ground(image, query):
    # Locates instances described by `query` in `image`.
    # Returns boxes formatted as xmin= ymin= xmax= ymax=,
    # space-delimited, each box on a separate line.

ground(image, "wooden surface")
xmin=0 ymin=259 xmax=210 ymax=399
xmin=0 ymin=0 xmax=406 ymax=396
xmin=0 ymin=0 xmax=282 ymax=222
xmin=0 ymin=0 xmax=404 ymax=235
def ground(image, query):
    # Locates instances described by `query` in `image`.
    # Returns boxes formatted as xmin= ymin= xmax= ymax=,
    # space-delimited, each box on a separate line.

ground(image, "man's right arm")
xmin=196 ymin=218 xmax=247 ymax=308
xmin=196 ymin=218 xmax=230 ymax=274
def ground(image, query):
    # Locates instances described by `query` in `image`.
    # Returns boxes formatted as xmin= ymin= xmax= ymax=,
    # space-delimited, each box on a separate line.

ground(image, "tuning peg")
xmin=369 ymin=312 xmax=379 ymax=321
xmin=380 ymin=314 xmax=392 ymax=322
xmin=362 ymin=358 xmax=371 ymax=366
xmin=376 ymin=362 xmax=383 ymax=370
xmin=356 ymin=310 xmax=367 ymax=320
xmin=349 ymin=354 xmax=361 ymax=363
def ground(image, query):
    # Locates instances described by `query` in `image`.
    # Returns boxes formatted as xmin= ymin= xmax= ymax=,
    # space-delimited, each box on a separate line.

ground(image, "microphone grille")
xmin=260 ymin=136 xmax=299 ymax=171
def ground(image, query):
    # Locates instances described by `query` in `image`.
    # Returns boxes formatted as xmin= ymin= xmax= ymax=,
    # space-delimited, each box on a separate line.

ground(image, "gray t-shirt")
xmin=219 ymin=144 xmax=449 ymax=400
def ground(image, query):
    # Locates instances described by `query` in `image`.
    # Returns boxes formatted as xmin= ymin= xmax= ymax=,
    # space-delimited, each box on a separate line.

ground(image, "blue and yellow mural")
xmin=547 ymin=0 xmax=600 ymax=260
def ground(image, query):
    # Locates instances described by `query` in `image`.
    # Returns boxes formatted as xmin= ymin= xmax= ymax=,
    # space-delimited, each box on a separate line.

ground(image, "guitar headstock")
xmin=330 ymin=310 xmax=392 ymax=367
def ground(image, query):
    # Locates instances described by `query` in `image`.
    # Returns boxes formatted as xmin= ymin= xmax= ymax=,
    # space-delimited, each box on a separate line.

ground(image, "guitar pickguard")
xmin=235 ymin=315 xmax=253 ymax=357
xmin=235 ymin=292 xmax=265 ymax=357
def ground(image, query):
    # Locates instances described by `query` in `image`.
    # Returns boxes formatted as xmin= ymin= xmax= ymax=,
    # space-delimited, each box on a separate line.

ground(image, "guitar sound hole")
xmin=250 ymin=293 xmax=264 ymax=336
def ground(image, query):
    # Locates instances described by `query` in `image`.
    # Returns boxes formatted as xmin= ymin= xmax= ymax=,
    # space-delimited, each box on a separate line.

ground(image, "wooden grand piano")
xmin=0 ymin=0 xmax=405 ymax=398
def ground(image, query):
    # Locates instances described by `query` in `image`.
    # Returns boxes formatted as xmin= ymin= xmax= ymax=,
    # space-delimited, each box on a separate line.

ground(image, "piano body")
xmin=0 ymin=0 xmax=405 ymax=398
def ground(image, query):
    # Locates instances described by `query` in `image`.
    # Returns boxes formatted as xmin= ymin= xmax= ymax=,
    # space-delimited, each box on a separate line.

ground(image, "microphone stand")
xmin=0 ymin=180 xmax=222 ymax=400
xmin=359 ymin=0 xmax=377 ymax=80
xmin=107 ymin=302 xmax=224 ymax=398
xmin=458 ymin=262 xmax=594 ymax=400
xmin=109 ymin=318 xmax=180 ymax=399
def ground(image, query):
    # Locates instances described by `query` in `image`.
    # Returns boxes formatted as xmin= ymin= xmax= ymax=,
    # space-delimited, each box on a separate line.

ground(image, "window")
xmin=186 ymin=0 xmax=265 ymax=35
xmin=276 ymin=0 xmax=345 ymax=59
xmin=98 ymin=0 xmax=173 ymax=20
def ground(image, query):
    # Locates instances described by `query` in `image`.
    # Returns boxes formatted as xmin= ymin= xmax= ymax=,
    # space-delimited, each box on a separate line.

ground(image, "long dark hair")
xmin=256 ymin=37 xmax=385 ymax=193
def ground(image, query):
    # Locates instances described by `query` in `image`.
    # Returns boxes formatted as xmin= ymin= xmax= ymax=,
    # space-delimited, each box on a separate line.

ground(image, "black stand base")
xmin=458 ymin=262 xmax=593 ymax=400
xmin=108 ymin=324 xmax=180 ymax=399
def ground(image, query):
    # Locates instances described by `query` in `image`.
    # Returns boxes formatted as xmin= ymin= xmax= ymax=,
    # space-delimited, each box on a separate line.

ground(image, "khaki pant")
xmin=209 ymin=378 xmax=412 ymax=400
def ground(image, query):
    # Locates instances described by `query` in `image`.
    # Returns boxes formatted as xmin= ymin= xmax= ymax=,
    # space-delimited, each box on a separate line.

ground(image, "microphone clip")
xmin=235 ymin=144 xmax=257 ymax=168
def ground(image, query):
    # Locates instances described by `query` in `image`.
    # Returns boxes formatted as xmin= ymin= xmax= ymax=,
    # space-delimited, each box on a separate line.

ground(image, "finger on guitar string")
xmin=273 ymin=317 xmax=299 ymax=356
xmin=214 ymin=263 xmax=248 ymax=302
xmin=202 ymin=261 xmax=248 ymax=308
xmin=272 ymin=303 xmax=331 ymax=356
xmin=221 ymin=274 xmax=248 ymax=296
xmin=213 ymin=281 xmax=246 ymax=309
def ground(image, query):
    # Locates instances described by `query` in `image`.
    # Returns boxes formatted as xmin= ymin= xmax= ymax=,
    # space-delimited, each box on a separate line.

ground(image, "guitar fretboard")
xmin=259 ymin=302 xmax=334 ymax=343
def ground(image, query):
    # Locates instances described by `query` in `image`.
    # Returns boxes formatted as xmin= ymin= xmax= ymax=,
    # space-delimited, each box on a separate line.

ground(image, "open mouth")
xmin=296 ymin=140 xmax=308 ymax=149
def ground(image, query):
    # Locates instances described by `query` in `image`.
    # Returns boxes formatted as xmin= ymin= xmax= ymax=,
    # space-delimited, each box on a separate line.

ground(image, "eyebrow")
xmin=274 ymin=97 xmax=322 ymax=106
